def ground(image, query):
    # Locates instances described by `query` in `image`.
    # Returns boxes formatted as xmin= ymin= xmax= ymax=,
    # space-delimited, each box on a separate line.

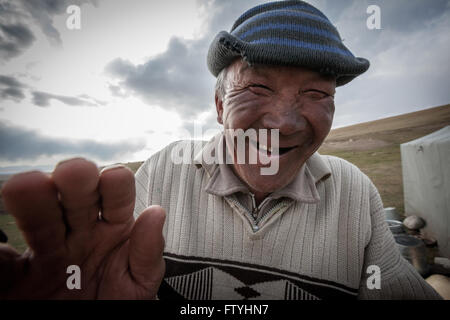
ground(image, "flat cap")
xmin=207 ymin=0 xmax=370 ymax=86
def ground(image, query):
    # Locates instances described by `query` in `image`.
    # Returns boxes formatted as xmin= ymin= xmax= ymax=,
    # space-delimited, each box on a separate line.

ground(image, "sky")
xmin=0 ymin=0 xmax=449 ymax=173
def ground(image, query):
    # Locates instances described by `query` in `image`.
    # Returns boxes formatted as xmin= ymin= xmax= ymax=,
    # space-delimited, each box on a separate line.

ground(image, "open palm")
xmin=0 ymin=158 xmax=165 ymax=299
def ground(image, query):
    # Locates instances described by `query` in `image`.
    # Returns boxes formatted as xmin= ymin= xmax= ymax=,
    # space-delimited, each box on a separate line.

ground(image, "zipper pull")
xmin=250 ymin=193 xmax=258 ymax=219
xmin=252 ymin=207 xmax=258 ymax=219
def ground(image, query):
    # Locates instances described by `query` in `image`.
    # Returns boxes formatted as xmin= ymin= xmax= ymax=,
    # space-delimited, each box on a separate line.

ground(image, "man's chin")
xmin=244 ymin=173 xmax=292 ymax=194
xmin=234 ymin=162 xmax=300 ymax=195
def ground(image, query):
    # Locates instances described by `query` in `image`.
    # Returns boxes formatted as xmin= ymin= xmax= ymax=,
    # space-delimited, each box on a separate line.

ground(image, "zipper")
xmin=226 ymin=195 xmax=259 ymax=231
xmin=250 ymin=193 xmax=271 ymax=220
xmin=226 ymin=194 xmax=290 ymax=233
xmin=255 ymin=200 xmax=289 ymax=225
xmin=250 ymin=193 xmax=258 ymax=219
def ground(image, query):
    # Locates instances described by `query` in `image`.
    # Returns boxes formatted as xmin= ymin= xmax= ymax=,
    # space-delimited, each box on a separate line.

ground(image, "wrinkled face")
xmin=216 ymin=59 xmax=336 ymax=195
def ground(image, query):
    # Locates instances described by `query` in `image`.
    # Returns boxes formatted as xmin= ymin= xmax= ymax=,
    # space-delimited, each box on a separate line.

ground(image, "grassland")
xmin=319 ymin=104 xmax=450 ymax=215
xmin=1 ymin=104 xmax=449 ymax=253
xmin=0 ymin=214 xmax=28 ymax=253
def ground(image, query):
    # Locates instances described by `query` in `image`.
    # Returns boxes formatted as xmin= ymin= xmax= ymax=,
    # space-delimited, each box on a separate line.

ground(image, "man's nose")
xmin=261 ymin=103 xmax=306 ymax=136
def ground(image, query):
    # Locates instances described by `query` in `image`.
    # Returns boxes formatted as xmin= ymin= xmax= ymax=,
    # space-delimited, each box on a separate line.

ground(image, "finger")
xmin=51 ymin=158 xmax=100 ymax=235
xmin=129 ymin=205 xmax=166 ymax=290
xmin=1 ymin=171 xmax=66 ymax=256
xmin=98 ymin=165 xmax=135 ymax=224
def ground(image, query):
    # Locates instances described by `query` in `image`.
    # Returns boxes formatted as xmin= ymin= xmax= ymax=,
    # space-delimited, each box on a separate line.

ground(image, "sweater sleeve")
xmin=357 ymin=182 xmax=442 ymax=300
xmin=132 ymin=140 xmax=191 ymax=220
xmin=133 ymin=158 xmax=151 ymax=221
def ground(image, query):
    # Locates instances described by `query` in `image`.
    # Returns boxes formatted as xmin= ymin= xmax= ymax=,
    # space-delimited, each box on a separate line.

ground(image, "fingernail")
xmin=55 ymin=157 xmax=87 ymax=168
xmin=100 ymin=164 xmax=126 ymax=173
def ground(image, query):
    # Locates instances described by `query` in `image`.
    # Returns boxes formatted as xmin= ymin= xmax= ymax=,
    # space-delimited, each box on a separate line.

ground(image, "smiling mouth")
xmin=249 ymin=140 xmax=298 ymax=156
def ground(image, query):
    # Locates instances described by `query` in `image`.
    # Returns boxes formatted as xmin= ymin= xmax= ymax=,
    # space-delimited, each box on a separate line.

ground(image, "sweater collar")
xmin=194 ymin=132 xmax=332 ymax=203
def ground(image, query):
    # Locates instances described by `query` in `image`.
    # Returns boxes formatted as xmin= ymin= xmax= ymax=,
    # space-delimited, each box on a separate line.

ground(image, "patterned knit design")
xmin=134 ymin=140 xmax=441 ymax=300
xmin=207 ymin=0 xmax=370 ymax=86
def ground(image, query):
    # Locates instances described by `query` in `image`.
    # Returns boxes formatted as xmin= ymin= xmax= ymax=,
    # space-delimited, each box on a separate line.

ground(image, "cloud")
xmin=0 ymin=75 xmax=27 ymax=102
xmin=317 ymin=0 xmax=450 ymax=126
xmin=0 ymin=0 xmax=98 ymax=61
xmin=0 ymin=75 xmax=106 ymax=107
xmin=0 ymin=119 xmax=145 ymax=161
xmin=31 ymin=90 xmax=106 ymax=107
xmin=18 ymin=0 xmax=98 ymax=46
xmin=6 ymin=0 xmax=444 ymax=135
xmin=0 ymin=21 xmax=35 ymax=60
xmin=309 ymin=0 xmax=450 ymax=59
xmin=105 ymin=0 xmax=262 ymax=121
xmin=108 ymin=83 xmax=129 ymax=98
xmin=372 ymin=0 xmax=448 ymax=33
xmin=105 ymin=37 xmax=215 ymax=117
xmin=0 ymin=1 xmax=36 ymax=61
xmin=180 ymin=108 xmax=221 ymax=138
xmin=311 ymin=0 xmax=449 ymax=30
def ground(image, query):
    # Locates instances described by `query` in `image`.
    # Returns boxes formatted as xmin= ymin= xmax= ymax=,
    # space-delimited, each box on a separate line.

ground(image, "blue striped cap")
xmin=207 ymin=0 xmax=369 ymax=86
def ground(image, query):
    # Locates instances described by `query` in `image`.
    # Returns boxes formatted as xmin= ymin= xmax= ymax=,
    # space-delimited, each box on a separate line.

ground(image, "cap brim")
xmin=207 ymin=31 xmax=370 ymax=87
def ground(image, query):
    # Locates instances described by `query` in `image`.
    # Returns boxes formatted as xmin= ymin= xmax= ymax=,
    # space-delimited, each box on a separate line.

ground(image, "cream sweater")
xmin=133 ymin=139 xmax=441 ymax=300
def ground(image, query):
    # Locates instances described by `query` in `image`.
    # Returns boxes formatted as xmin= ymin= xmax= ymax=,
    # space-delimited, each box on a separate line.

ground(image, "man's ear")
xmin=215 ymin=93 xmax=224 ymax=125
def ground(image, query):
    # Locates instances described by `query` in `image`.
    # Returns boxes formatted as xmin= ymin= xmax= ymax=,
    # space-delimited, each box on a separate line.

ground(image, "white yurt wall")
xmin=401 ymin=126 xmax=450 ymax=258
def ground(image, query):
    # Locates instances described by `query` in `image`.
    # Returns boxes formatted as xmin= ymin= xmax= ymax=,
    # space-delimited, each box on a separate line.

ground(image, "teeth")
xmin=259 ymin=144 xmax=272 ymax=153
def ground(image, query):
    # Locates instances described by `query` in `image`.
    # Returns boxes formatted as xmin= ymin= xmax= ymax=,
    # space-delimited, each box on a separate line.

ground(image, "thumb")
xmin=129 ymin=205 xmax=166 ymax=290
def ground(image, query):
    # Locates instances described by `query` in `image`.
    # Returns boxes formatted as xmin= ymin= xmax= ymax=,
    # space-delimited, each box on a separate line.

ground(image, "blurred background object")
xmin=0 ymin=228 xmax=8 ymax=243
xmin=395 ymin=234 xmax=430 ymax=276
xmin=384 ymin=207 xmax=402 ymax=221
xmin=401 ymin=126 xmax=450 ymax=258
xmin=426 ymin=274 xmax=450 ymax=300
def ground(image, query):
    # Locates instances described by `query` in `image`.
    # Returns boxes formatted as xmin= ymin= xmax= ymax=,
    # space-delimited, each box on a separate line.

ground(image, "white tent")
xmin=401 ymin=126 xmax=450 ymax=258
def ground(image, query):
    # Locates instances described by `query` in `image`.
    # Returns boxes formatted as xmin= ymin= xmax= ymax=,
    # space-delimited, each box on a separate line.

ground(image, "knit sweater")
xmin=133 ymin=137 xmax=441 ymax=300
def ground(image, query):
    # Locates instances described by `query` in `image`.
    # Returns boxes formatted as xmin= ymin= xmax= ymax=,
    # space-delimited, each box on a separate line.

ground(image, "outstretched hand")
xmin=0 ymin=158 xmax=165 ymax=299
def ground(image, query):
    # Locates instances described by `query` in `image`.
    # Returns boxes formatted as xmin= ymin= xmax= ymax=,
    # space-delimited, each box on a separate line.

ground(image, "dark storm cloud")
xmin=18 ymin=0 xmax=98 ymax=45
xmin=0 ymin=0 xmax=36 ymax=61
xmin=0 ymin=22 xmax=33 ymax=42
xmin=0 ymin=75 xmax=27 ymax=102
xmin=0 ymin=75 xmax=25 ymax=88
xmin=0 ymin=119 xmax=145 ymax=161
xmin=0 ymin=75 xmax=106 ymax=107
xmin=0 ymin=22 xmax=35 ymax=60
xmin=31 ymin=90 xmax=105 ymax=107
xmin=0 ymin=0 xmax=97 ymax=60
xmin=105 ymin=37 xmax=214 ymax=116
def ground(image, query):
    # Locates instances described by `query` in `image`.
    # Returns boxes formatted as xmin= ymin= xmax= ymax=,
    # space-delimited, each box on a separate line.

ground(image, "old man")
xmin=0 ymin=1 xmax=441 ymax=300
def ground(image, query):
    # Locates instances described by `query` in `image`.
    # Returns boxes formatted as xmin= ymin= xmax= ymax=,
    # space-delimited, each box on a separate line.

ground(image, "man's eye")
xmin=301 ymin=89 xmax=331 ymax=100
xmin=248 ymin=84 xmax=272 ymax=95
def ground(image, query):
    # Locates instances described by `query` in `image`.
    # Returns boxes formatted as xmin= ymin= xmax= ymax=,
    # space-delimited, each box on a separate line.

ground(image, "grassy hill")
xmin=319 ymin=104 xmax=450 ymax=215
xmin=1 ymin=104 xmax=449 ymax=253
